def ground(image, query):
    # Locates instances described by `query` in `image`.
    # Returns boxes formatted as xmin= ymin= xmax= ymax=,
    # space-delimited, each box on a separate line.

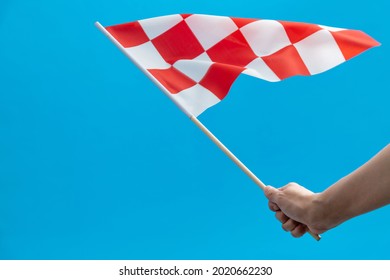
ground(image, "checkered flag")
xmin=98 ymin=14 xmax=379 ymax=117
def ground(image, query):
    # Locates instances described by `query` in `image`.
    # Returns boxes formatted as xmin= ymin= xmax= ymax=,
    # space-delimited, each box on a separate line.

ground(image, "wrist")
xmin=306 ymin=192 xmax=336 ymax=233
xmin=309 ymin=190 xmax=348 ymax=232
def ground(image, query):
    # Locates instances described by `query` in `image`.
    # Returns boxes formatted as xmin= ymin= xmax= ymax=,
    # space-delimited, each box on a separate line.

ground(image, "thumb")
xmin=264 ymin=185 xmax=279 ymax=203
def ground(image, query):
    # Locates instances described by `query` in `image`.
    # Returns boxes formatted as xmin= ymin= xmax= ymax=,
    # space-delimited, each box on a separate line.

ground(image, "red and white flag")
xmin=99 ymin=14 xmax=379 ymax=117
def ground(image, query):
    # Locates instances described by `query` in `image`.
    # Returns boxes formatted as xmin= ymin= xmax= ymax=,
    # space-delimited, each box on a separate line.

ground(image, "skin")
xmin=264 ymin=144 xmax=390 ymax=238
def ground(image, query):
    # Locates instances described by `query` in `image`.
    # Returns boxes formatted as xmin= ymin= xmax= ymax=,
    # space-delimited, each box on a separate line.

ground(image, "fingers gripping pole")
xmin=190 ymin=116 xmax=321 ymax=241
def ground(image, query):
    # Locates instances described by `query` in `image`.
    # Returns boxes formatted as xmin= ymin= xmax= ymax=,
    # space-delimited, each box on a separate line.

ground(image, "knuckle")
xmin=291 ymin=231 xmax=300 ymax=238
xmin=269 ymin=202 xmax=279 ymax=211
xmin=293 ymin=225 xmax=306 ymax=238
xmin=264 ymin=187 xmax=275 ymax=199
xmin=275 ymin=211 xmax=285 ymax=222
xmin=287 ymin=182 xmax=298 ymax=188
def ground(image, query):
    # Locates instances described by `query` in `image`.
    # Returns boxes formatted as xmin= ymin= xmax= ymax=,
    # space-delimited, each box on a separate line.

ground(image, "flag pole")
xmin=190 ymin=116 xmax=267 ymax=190
xmin=190 ymin=115 xmax=321 ymax=241
xmin=95 ymin=21 xmax=320 ymax=241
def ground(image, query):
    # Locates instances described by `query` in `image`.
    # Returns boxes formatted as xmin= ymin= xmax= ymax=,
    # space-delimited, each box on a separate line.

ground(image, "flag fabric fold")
xmin=103 ymin=14 xmax=379 ymax=117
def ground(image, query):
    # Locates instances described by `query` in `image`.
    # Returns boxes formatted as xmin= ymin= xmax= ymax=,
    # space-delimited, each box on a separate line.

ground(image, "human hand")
xmin=264 ymin=183 xmax=328 ymax=238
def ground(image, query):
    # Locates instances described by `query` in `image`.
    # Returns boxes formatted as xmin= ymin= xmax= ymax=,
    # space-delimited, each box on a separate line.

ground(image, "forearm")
xmin=317 ymin=144 xmax=390 ymax=229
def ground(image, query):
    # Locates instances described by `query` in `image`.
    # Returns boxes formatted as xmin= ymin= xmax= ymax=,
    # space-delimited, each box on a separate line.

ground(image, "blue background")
xmin=0 ymin=0 xmax=389 ymax=259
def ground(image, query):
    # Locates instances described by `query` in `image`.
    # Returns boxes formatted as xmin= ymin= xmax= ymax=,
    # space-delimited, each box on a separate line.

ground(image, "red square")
xmin=279 ymin=21 xmax=322 ymax=44
xmin=331 ymin=30 xmax=380 ymax=60
xmin=206 ymin=30 xmax=258 ymax=67
xmin=199 ymin=63 xmax=244 ymax=100
xmin=149 ymin=67 xmax=196 ymax=94
xmin=106 ymin=21 xmax=149 ymax=48
xmin=151 ymin=21 xmax=204 ymax=64
xmin=262 ymin=45 xmax=310 ymax=80
xmin=231 ymin=17 xmax=257 ymax=28
xmin=181 ymin=14 xmax=192 ymax=19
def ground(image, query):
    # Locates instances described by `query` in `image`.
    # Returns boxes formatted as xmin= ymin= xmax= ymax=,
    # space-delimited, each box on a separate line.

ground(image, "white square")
xmin=240 ymin=20 xmax=291 ymax=56
xmin=243 ymin=58 xmax=280 ymax=82
xmin=294 ymin=30 xmax=345 ymax=75
xmin=318 ymin=24 xmax=345 ymax=32
xmin=185 ymin=14 xmax=238 ymax=50
xmin=139 ymin=14 xmax=183 ymax=39
xmin=125 ymin=41 xmax=170 ymax=69
xmin=173 ymin=60 xmax=212 ymax=83
xmin=173 ymin=84 xmax=221 ymax=117
xmin=194 ymin=52 xmax=213 ymax=63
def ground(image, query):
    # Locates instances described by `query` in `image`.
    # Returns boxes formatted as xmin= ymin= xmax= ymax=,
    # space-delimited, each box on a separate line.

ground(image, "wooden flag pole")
xmin=190 ymin=116 xmax=267 ymax=190
xmin=190 ymin=115 xmax=321 ymax=241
